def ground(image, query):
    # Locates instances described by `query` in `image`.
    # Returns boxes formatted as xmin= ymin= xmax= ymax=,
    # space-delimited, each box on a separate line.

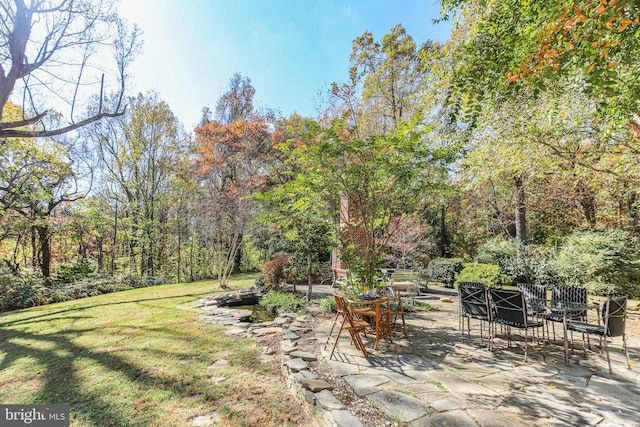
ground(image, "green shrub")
xmin=401 ymin=299 xmax=438 ymax=313
xmin=456 ymin=263 xmax=508 ymax=288
xmin=53 ymin=262 xmax=95 ymax=285
xmin=555 ymin=230 xmax=640 ymax=297
xmin=475 ymin=237 xmax=560 ymax=287
xmin=0 ymin=273 xmax=166 ymax=312
xmin=0 ymin=273 xmax=44 ymax=310
xmin=427 ymin=258 xmax=464 ymax=287
xmin=320 ymin=297 xmax=336 ymax=313
xmin=259 ymin=290 xmax=306 ymax=314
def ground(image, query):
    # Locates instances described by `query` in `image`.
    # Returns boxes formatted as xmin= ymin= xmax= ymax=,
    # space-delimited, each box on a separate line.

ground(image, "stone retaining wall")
xmin=198 ymin=296 xmax=363 ymax=427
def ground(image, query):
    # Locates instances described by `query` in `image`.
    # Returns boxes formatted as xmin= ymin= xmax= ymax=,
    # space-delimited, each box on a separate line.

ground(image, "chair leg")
xmin=524 ymin=328 xmax=529 ymax=362
xmin=324 ymin=312 xmax=342 ymax=350
xmin=329 ymin=320 xmax=347 ymax=360
xmin=604 ymin=334 xmax=612 ymax=374
xmin=623 ymin=333 xmax=631 ymax=370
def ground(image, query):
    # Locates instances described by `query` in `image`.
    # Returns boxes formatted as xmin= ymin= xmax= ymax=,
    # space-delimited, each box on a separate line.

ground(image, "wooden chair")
xmin=387 ymin=285 xmax=407 ymax=337
xmin=350 ymin=296 xmax=393 ymax=350
xmin=324 ymin=293 xmax=369 ymax=358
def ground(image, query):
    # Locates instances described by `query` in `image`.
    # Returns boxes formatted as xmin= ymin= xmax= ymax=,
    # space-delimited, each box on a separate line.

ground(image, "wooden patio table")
xmin=348 ymin=295 xmax=393 ymax=351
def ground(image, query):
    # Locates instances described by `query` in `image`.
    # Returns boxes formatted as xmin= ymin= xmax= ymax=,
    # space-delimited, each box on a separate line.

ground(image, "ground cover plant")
xmin=0 ymin=273 xmax=304 ymax=426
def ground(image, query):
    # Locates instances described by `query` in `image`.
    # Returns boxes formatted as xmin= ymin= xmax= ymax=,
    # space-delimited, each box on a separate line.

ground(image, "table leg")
xmin=563 ymin=311 xmax=569 ymax=365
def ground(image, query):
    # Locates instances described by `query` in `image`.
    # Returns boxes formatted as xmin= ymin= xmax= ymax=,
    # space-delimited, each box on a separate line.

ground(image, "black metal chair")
xmin=517 ymin=283 xmax=547 ymax=317
xmin=489 ymin=289 xmax=545 ymax=362
xmin=567 ymin=295 xmax=631 ymax=373
xmin=540 ymin=285 xmax=587 ymax=340
xmin=458 ymin=282 xmax=492 ymax=347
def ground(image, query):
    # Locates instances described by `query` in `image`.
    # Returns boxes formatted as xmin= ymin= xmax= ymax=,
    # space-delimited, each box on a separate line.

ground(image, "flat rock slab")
xmin=422 ymin=409 xmax=478 ymax=427
xmin=207 ymin=359 xmax=228 ymax=371
xmin=430 ymin=396 xmax=468 ymax=412
xmin=289 ymin=350 xmax=317 ymax=361
xmin=281 ymin=341 xmax=297 ymax=353
xmin=189 ymin=412 xmax=221 ymax=426
xmin=315 ymin=389 xmax=344 ymax=410
xmin=328 ymin=410 xmax=364 ymax=427
xmin=368 ymin=390 xmax=428 ymax=422
xmin=301 ymin=378 xmax=333 ymax=392
xmin=344 ymin=374 xmax=390 ymax=396
xmin=252 ymin=327 xmax=282 ymax=336
xmin=286 ymin=358 xmax=308 ymax=372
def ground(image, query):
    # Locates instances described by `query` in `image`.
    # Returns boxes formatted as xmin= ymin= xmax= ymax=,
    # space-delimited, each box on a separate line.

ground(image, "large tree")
xmin=440 ymin=0 xmax=640 ymax=123
xmin=194 ymin=118 xmax=274 ymax=287
xmin=0 ymin=0 xmax=141 ymax=139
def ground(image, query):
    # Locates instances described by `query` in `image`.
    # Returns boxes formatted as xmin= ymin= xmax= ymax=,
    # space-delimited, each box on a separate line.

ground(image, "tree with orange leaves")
xmin=194 ymin=118 xmax=274 ymax=288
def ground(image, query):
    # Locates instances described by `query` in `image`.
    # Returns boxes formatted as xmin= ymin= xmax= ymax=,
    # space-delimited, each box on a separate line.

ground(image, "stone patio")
xmin=313 ymin=286 xmax=640 ymax=426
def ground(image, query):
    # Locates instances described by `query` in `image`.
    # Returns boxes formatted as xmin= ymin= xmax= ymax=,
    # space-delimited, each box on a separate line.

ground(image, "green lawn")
xmin=0 ymin=274 xmax=304 ymax=426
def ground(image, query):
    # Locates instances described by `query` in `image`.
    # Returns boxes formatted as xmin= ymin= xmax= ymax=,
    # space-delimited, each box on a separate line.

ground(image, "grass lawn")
xmin=0 ymin=274 xmax=305 ymax=426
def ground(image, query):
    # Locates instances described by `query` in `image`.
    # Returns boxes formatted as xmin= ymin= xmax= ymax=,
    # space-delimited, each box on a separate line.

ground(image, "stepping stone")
xmin=430 ymin=395 xmax=468 ymax=412
xmin=295 ymin=370 xmax=317 ymax=380
xmin=286 ymin=358 xmax=308 ymax=372
xmin=281 ymin=340 xmax=297 ymax=353
xmin=274 ymin=316 xmax=291 ymax=325
xmin=209 ymin=376 xmax=226 ymax=384
xmin=330 ymin=410 xmax=364 ymax=427
xmin=207 ymin=359 xmax=228 ymax=371
xmin=368 ymin=390 xmax=428 ymax=422
xmin=189 ymin=412 xmax=220 ymax=426
xmin=315 ymin=389 xmax=344 ymax=410
xmin=289 ymin=350 xmax=317 ymax=361
xmin=300 ymin=378 xmax=333 ymax=392
xmin=252 ymin=327 xmax=282 ymax=336
xmin=283 ymin=331 xmax=300 ymax=340
xmin=344 ymin=375 xmax=390 ymax=395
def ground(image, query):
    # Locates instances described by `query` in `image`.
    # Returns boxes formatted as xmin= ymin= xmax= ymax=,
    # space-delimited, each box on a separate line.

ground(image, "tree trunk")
xmin=97 ymin=235 xmax=104 ymax=274
xmin=575 ymin=181 xmax=597 ymax=230
xmin=514 ymin=176 xmax=527 ymax=245
xmin=36 ymin=225 xmax=52 ymax=278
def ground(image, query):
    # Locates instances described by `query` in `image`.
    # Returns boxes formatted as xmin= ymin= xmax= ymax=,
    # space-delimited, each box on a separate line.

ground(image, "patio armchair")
xmin=567 ymin=295 xmax=631 ymax=373
xmin=517 ymin=283 xmax=547 ymax=317
xmin=539 ymin=286 xmax=587 ymax=341
xmin=458 ymin=282 xmax=492 ymax=346
xmin=324 ymin=292 xmax=369 ymax=359
xmin=489 ymin=289 xmax=545 ymax=362
xmin=387 ymin=285 xmax=407 ymax=337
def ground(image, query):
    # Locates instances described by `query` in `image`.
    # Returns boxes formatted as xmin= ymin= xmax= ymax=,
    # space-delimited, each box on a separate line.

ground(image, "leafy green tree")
xmin=555 ymin=229 xmax=640 ymax=296
xmin=440 ymin=0 xmax=640 ymax=124
xmin=92 ymin=92 xmax=186 ymax=277
xmin=350 ymin=24 xmax=425 ymax=135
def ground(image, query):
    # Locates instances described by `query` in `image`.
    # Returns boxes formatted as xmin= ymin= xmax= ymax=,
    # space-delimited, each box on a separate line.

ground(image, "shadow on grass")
xmin=0 ymin=325 xmax=203 ymax=426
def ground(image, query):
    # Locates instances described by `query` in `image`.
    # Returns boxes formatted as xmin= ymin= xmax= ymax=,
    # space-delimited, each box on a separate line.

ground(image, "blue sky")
xmin=119 ymin=1 xmax=450 ymax=129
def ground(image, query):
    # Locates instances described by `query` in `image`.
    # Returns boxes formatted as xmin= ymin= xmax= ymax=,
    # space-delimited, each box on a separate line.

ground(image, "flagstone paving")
xmin=312 ymin=287 xmax=640 ymax=426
